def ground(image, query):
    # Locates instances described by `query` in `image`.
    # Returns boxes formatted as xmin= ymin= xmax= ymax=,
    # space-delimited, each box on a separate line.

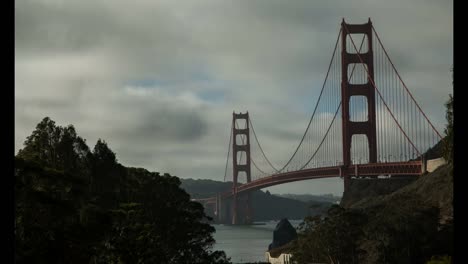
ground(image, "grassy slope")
xmin=351 ymin=164 xmax=453 ymax=221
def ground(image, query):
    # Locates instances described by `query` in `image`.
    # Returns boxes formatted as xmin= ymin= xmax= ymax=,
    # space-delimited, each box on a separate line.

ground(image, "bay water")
xmin=212 ymin=220 xmax=302 ymax=264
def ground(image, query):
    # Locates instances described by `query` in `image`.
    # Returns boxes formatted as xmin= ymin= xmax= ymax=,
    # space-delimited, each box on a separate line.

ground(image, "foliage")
xmin=292 ymin=200 xmax=452 ymax=264
xmin=17 ymin=117 xmax=92 ymax=179
xmin=15 ymin=157 xmax=108 ymax=264
xmin=15 ymin=117 xmax=230 ymax=264
xmin=426 ymin=255 xmax=452 ymax=264
xmin=443 ymin=94 xmax=453 ymax=165
xmin=365 ymin=201 xmax=441 ymax=264
xmin=291 ymin=205 xmax=367 ymax=264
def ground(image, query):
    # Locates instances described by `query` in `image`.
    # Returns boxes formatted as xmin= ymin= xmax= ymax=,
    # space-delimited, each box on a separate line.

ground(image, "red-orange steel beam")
xmin=198 ymin=161 xmax=422 ymax=201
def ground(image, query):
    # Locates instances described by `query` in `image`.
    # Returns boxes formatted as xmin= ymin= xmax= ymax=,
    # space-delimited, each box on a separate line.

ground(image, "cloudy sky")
xmin=15 ymin=0 xmax=452 ymax=196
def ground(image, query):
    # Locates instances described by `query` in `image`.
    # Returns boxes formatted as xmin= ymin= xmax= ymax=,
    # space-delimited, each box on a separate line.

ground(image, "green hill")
xmin=180 ymin=179 xmax=334 ymax=221
xmin=292 ymin=164 xmax=453 ymax=263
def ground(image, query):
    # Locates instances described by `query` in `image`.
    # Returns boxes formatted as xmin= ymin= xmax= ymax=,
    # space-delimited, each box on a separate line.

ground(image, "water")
xmin=212 ymin=220 xmax=302 ymax=264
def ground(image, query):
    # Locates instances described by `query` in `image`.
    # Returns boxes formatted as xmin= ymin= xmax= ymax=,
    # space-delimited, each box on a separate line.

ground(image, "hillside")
xmin=251 ymin=191 xmax=332 ymax=221
xmin=350 ymin=164 xmax=453 ymax=222
xmin=356 ymin=164 xmax=453 ymax=263
xmin=342 ymin=138 xmax=447 ymax=209
xmin=180 ymin=179 xmax=334 ymax=221
xmin=277 ymin=193 xmax=341 ymax=204
xmin=180 ymin=178 xmax=232 ymax=199
xmin=340 ymin=177 xmax=417 ymax=208
xmin=292 ymin=163 xmax=453 ymax=263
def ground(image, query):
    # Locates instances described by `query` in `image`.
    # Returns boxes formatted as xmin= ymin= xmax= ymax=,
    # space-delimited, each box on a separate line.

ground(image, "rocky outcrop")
xmin=268 ymin=218 xmax=297 ymax=251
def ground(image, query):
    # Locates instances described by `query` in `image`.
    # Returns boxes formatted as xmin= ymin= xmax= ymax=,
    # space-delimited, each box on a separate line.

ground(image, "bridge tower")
xmin=341 ymin=18 xmax=377 ymax=190
xmin=231 ymin=112 xmax=252 ymax=225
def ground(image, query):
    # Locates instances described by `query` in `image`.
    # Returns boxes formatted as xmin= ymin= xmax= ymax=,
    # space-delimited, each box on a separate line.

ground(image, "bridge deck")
xmin=192 ymin=161 xmax=422 ymax=202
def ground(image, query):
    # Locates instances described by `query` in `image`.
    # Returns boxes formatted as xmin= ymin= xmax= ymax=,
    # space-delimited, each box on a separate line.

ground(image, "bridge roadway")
xmin=194 ymin=160 xmax=422 ymax=204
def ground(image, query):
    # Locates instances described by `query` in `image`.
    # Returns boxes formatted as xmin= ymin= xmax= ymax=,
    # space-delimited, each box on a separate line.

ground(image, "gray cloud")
xmin=15 ymin=0 xmax=452 ymax=196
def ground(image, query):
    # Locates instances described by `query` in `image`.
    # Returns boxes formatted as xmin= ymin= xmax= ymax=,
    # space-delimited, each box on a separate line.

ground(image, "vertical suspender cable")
xmin=224 ymin=122 xmax=233 ymax=182
xmin=372 ymin=26 xmax=443 ymax=140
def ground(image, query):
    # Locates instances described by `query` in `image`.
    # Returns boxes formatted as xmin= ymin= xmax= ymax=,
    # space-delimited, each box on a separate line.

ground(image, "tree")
xmin=291 ymin=200 xmax=445 ymax=264
xmin=98 ymin=168 xmax=231 ymax=264
xmin=17 ymin=118 xmax=92 ymax=180
xmin=17 ymin=117 xmax=61 ymax=166
xmin=90 ymin=139 xmax=121 ymax=207
xmin=93 ymin=139 xmax=117 ymax=164
xmin=15 ymin=117 xmax=231 ymax=264
xmin=443 ymin=94 xmax=453 ymax=165
xmin=364 ymin=202 xmax=440 ymax=264
xmin=291 ymin=205 xmax=367 ymax=264
xmin=15 ymin=157 xmax=104 ymax=264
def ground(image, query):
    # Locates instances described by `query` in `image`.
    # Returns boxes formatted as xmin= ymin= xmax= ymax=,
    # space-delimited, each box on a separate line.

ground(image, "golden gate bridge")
xmin=194 ymin=19 xmax=443 ymax=225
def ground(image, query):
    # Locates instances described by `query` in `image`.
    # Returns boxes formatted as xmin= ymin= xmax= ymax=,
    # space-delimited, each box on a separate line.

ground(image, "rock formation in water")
xmin=268 ymin=218 xmax=297 ymax=251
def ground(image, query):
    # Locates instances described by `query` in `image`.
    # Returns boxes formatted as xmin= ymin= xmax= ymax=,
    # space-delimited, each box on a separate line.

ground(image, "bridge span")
xmin=193 ymin=19 xmax=443 ymax=225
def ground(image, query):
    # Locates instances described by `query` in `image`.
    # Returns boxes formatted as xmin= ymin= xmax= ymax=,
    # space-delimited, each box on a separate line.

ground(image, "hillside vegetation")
xmin=292 ymin=164 xmax=453 ymax=264
xmin=276 ymin=193 xmax=341 ymax=203
xmin=15 ymin=117 xmax=230 ymax=264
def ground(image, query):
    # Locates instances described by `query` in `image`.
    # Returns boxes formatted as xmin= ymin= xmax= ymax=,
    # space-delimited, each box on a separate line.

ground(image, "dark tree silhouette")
xmin=15 ymin=117 xmax=231 ymax=264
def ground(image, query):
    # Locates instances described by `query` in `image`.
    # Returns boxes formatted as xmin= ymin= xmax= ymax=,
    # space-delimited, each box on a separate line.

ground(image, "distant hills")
xmin=276 ymin=193 xmax=341 ymax=204
xmin=180 ymin=178 xmax=336 ymax=221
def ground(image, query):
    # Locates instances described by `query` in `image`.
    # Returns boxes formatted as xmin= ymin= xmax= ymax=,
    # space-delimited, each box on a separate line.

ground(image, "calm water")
xmin=212 ymin=220 xmax=302 ymax=264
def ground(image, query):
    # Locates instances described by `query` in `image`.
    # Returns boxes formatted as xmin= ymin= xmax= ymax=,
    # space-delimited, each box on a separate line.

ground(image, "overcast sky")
xmin=15 ymin=0 xmax=452 ymax=196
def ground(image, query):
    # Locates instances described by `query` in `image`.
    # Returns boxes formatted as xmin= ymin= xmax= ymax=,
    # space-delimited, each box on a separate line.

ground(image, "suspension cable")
xmin=251 ymin=157 xmax=267 ymax=175
xmin=300 ymin=34 xmax=366 ymax=169
xmin=372 ymin=26 xmax=443 ymax=140
xmin=223 ymin=122 xmax=233 ymax=182
xmin=277 ymin=28 xmax=343 ymax=172
xmin=301 ymin=103 xmax=342 ymax=170
xmin=248 ymin=118 xmax=280 ymax=172
xmin=344 ymin=23 xmax=421 ymax=156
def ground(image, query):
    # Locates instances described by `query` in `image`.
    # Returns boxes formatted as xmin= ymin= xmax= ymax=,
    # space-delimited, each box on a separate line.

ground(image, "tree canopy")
xmin=443 ymin=94 xmax=453 ymax=165
xmin=15 ymin=117 xmax=230 ymax=264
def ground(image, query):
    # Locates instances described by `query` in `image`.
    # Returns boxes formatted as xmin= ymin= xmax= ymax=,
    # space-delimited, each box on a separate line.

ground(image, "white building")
xmin=265 ymin=252 xmax=293 ymax=264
